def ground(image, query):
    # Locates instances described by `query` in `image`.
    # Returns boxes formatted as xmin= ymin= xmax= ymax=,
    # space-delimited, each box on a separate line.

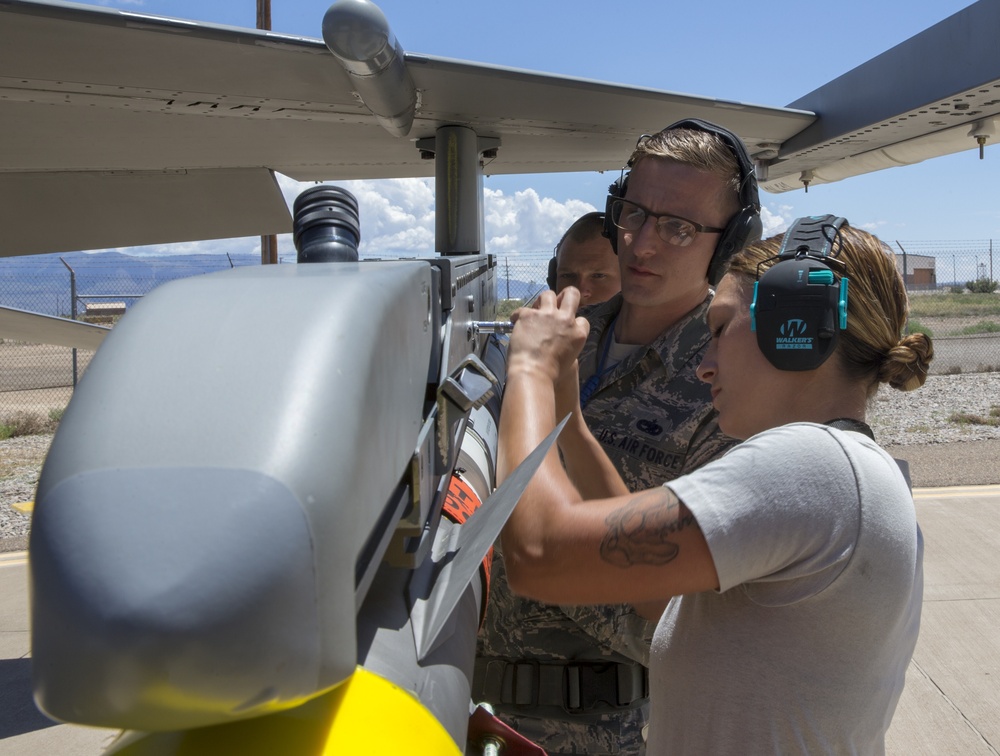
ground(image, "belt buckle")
xmin=616 ymin=663 xmax=648 ymax=706
xmin=564 ymin=662 xmax=617 ymax=712
xmin=564 ymin=661 xmax=646 ymax=712
xmin=564 ymin=663 xmax=585 ymax=712
xmin=510 ymin=659 xmax=539 ymax=708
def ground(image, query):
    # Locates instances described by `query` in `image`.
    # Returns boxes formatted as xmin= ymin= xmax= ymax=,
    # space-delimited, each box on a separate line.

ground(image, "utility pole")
xmin=258 ymin=0 xmax=278 ymax=265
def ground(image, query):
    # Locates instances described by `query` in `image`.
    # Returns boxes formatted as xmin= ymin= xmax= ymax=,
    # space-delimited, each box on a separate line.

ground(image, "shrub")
xmin=0 ymin=410 xmax=60 ymax=438
xmin=906 ymin=319 xmax=932 ymax=338
xmin=496 ymin=299 xmax=524 ymax=320
xmin=948 ymin=406 xmax=1000 ymax=427
xmin=965 ymin=277 xmax=999 ymax=294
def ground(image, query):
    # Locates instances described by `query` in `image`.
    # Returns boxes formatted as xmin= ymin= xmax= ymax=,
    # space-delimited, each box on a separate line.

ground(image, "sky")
xmin=84 ymin=0 xmax=1000 ymax=260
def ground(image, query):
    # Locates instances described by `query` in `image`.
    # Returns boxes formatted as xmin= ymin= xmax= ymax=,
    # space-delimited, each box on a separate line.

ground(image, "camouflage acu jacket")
xmin=475 ymin=293 xmax=735 ymax=753
xmin=576 ymin=293 xmax=735 ymax=491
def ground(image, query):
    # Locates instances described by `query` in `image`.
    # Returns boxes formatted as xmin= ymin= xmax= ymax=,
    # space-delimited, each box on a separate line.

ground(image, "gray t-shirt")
xmin=652 ymin=423 xmax=923 ymax=755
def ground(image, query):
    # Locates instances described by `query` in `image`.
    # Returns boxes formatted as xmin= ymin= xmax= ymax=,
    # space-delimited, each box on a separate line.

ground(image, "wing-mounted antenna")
xmin=323 ymin=0 xmax=500 ymax=258
xmin=322 ymin=0 xmax=417 ymax=137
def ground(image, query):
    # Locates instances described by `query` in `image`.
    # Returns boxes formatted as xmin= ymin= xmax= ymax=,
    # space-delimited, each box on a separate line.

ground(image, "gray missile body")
xmin=30 ymin=255 xmax=508 ymax=746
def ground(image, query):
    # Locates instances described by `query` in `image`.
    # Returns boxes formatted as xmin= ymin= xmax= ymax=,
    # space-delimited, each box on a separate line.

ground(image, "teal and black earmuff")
xmin=750 ymin=215 xmax=850 ymax=371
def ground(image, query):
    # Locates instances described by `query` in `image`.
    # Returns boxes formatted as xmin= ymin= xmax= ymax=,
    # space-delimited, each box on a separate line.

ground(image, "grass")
xmin=951 ymin=321 xmax=1000 ymax=336
xmin=496 ymin=298 xmax=525 ymax=320
xmin=948 ymin=405 xmax=1000 ymax=427
xmin=0 ymin=408 xmax=64 ymax=440
xmin=906 ymin=319 xmax=933 ymax=337
xmin=907 ymin=292 xmax=1000 ymax=319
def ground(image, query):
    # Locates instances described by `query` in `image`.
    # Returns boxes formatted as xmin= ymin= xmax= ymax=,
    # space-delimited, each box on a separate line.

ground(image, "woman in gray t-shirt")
xmin=497 ymin=217 xmax=933 ymax=754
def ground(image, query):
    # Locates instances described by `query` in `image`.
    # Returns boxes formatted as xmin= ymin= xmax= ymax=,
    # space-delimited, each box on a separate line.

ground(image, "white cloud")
xmin=117 ymin=176 xmax=796 ymax=260
xmin=103 ymin=236 xmax=266 ymax=259
xmin=276 ymin=175 xmax=597 ymax=258
xmin=761 ymin=204 xmax=794 ymax=238
xmin=338 ymin=178 xmax=436 ymax=256
xmin=484 ymin=188 xmax=597 ymax=255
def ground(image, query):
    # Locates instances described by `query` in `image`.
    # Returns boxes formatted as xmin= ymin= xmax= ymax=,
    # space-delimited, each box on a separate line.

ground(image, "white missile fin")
xmin=409 ymin=415 xmax=569 ymax=660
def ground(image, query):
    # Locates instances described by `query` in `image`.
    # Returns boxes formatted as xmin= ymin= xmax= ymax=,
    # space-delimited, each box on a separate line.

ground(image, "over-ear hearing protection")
xmin=546 ymin=255 xmax=558 ymax=291
xmin=750 ymin=215 xmax=850 ymax=371
xmin=602 ymin=118 xmax=762 ymax=285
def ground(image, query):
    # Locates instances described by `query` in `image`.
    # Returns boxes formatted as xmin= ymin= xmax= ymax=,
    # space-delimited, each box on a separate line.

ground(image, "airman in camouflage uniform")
xmin=475 ymin=295 xmax=734 ymax=755
xmin=475 ymin=119 xmax=759 ymax=754
xmin=575 ymin=293 xmax=732 ymax=491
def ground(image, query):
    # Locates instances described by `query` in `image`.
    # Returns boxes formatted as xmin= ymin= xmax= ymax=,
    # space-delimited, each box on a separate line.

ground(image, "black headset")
xmin=602 ymin=118 xmax=762 ymax=285
xmin=750 ymin=215 xmax=850 ymax=371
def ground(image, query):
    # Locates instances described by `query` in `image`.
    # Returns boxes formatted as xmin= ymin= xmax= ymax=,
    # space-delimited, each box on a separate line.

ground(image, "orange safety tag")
xmin=442 ymin=474 xmax=494 ymax=626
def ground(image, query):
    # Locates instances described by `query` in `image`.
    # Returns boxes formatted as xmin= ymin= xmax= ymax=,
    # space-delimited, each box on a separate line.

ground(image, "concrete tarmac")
xmin=2 ymin=486 xmax=999 ymax=754
xmin=888 ymin=440 xmax=1000 ymax=488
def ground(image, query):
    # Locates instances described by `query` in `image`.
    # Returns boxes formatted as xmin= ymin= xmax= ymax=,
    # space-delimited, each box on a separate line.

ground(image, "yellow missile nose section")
xmin=105 ymin=667 xmax=462 ymax=755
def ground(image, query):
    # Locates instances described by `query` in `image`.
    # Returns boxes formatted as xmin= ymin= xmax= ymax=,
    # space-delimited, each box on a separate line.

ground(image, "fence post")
xmin=59 ymin=257 xmax=79 ymax=387
xmin=895 ymin=241 xmax=909 ymax=289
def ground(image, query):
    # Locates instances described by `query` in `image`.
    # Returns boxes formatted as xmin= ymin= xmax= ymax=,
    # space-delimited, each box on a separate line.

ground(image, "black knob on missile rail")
xmin=293 ymin=185 xmax=361 ymax=263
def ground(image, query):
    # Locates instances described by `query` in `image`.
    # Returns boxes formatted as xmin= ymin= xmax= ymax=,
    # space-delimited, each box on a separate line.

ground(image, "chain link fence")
xmin=0 ymin=253 xmax=263 ymax=425
xmin=2 ymin=244 xmax=998 ymax=423
xmin=500 ymin=243 xmax=1000 ymax=376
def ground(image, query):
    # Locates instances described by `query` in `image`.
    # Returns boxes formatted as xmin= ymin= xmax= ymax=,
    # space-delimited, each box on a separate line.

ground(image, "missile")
xmin=29 ymin=186 xmax=558 ymax=754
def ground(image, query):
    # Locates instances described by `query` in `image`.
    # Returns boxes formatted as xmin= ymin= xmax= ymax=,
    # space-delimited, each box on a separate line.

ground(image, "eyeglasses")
xmin=609 ymin=198 xmax=725 ymax=248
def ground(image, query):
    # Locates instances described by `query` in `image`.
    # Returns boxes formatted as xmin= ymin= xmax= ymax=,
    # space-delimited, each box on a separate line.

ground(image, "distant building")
xmin=894 ymin=253 xmax=936 ymax=289
xmin=83 ymin=301 xmax=127 ymax=323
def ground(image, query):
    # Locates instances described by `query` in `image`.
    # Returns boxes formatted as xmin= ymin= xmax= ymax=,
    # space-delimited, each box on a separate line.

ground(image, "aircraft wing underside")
xmin=759 ymin=0 xmax=1000 ymax=192
xmin=0 ymin=0 xmax=806 ymax=256
xmin=1 ymin=0 xmax=998 ymax=257
xmin=0 ymin=306 xmax=109 ymax=350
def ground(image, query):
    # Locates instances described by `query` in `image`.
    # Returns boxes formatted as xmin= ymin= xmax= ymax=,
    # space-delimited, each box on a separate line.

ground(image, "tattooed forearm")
xmin=600 ymin=488 xmax=699 ymax=567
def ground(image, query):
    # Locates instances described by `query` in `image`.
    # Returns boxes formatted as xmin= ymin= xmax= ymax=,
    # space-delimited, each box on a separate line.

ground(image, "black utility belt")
xmin=473 ymin=657 xmax=649 ymax=715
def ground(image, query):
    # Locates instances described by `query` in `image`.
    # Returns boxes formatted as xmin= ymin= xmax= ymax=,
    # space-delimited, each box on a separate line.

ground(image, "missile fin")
xmin=409 ymin=415 xmax=570 ymax=659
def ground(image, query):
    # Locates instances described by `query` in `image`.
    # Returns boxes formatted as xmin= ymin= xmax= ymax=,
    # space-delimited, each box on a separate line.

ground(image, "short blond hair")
xmin=628 ymin=127 xmax=741 ymax=213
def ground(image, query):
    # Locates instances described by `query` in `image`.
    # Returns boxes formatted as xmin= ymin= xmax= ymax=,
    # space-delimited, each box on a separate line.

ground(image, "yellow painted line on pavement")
xmin=0 ymin=550 xmax=28 ymax=568
xmin=913 ymin=484 xmax=1000 ymax=500
xmin=11 ymin=500 xmax=34 ymax=513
